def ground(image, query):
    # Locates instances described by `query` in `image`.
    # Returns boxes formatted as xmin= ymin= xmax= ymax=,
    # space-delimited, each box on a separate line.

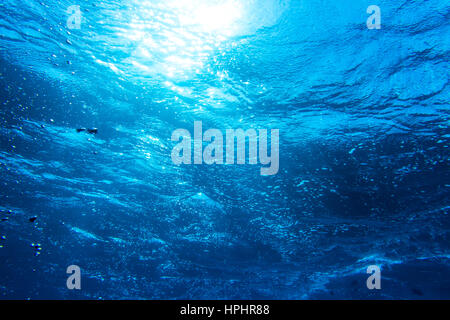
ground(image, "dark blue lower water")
xmin=0 ymin=0 xmax=449 ymax=299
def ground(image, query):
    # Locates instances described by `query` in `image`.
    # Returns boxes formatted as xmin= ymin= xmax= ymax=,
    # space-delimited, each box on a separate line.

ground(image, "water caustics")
xmin=0 ymin=0 xmax=449 ymax=299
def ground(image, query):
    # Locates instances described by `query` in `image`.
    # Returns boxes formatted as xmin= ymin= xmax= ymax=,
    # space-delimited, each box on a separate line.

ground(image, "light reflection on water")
xmin=1 ymin=0 xmax=448 ymax=300
xmin=117 ymin=0 xmax=243 ymax=80
xmin=108 ymin=0 xmax=288 ymax=82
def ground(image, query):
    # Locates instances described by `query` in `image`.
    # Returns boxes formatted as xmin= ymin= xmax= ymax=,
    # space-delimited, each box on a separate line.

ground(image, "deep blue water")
xmin=0 ymin=0 xmax=449 ymax=299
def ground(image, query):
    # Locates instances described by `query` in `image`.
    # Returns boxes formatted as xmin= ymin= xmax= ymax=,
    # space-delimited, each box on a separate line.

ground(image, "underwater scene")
xmin=0 ymin=0 xmax=449 ymax=299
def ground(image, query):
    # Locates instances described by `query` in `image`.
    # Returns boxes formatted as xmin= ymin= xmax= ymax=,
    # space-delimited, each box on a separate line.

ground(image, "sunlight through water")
xmin=118 ymin=0 xmax=244 ymax=80
xmin=112 ymin=0 xmax=289 ymax=81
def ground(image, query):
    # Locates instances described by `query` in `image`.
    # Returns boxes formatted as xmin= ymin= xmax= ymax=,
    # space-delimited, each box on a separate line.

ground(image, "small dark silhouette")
xmin=29 ymin=216 xmax=37 ymax=223
xmin=76 ymin=128 xmax=98 ymax=134
xmin=411 ymin=288 xmax=424 ymax=296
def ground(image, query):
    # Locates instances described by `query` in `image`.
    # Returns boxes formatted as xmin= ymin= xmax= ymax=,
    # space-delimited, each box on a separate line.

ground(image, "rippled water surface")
xmin=0 ymin=0 xmax=449 ymax=299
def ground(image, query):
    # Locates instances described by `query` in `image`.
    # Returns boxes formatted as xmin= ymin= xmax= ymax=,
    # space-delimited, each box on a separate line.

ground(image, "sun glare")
xmin=174 ymin=0 xmax=243 ymax=35
xmin=116 ymin=0 xmax=244 ymax=80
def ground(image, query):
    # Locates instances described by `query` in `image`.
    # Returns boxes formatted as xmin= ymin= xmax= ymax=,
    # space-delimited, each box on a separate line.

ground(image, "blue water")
xmin=0 ymin=0 xmax=449 ymax=299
